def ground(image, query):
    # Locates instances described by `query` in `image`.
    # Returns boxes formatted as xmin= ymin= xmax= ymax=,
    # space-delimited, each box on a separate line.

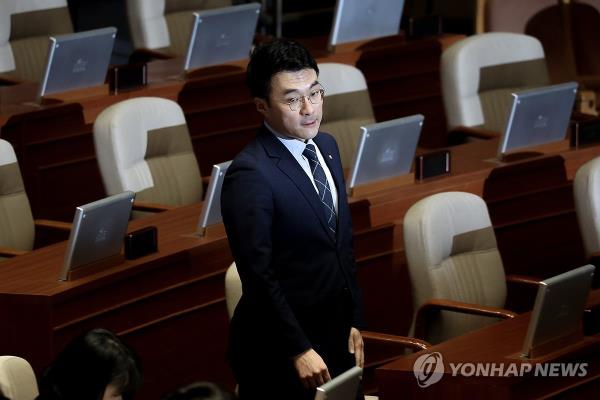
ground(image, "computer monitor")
xmin=197 ymin=160 xmax=232 ymax=235
xmin=184 ymin=3 xmax=261 ymax=71
xmin=39 ymin=27 xmax=117 ymax=98
xmin=347 ymin=114 xmax=423 ymax=192
xmin=521 ymin=264 xmax=595 ymax=358
xmin=498 ymin=81 xmax=578 ymax=159
xmin=314 ymin=366 xmax=362 ymax=400
xmin=59 ymin=191 xmax=135 ymax=281
xmin=329 ymin=0 xmax=405 ymax=47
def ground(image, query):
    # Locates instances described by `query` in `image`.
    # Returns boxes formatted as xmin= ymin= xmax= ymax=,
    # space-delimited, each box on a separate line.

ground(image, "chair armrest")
xmin=0 ymin=246 xmax=28 ymax=257
xmin=133 ymin=200 xmax=176 ymax=213
xmin=419 ymin=298 xmax=517 ymax=319
xmin=362 ymin=330 xmax=430 ymax=356
xmin=414 ymin=298 xmax=517 ymax=340
xmin=34 ymin=219 xmax=72 ymax=232
xmin=0 ymin=74 xmax=24 ymax=85
xmin=505 ymin=274 xmax=542 ymax=313
xmin=505 ymin=274 xmax=541 ymax=287
xmin=361 ymin=331 xmax=430 ymax=396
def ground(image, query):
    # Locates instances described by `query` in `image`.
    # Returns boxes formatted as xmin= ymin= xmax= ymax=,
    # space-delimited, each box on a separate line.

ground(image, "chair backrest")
xmin=479 ymin=0 xmax=600 ymax=33
xmin=93 ymin=97 xmax=203 ymax=206
xmin=317 ymin=63 xmax=375 ymax=169
xmin=0 ymin=140 xmax=35 ymax=252
xmin=441 ymin=32 xmax=549 ymax=132
xmin=224 ymin=262 xmax=242 ymax=319
xmin=403 ymin=192 xmax=507 ymax=344
xmin=478 ymin=0 xmax=555 ymax=33
xmin=127 ymin=0 xmax=232 ymax=54
xmin=1 ymin=0 xmax=73 ymax=81
xmin=0 ymin=356 xmax=39 ymax=400
xmin=574 ymin=157 xmax=600 ymax=257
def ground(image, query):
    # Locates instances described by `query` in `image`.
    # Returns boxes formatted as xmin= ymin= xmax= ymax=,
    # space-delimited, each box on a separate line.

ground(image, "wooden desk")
xmin=0 ymin=204 xmax=235 ymax=398
xmin=349 ymin=139 xmax=597 ymax=278
xmin=376 ymin=290 xmax=600 ymax=399
xmin=0 ymin=201 xmax=408 ymax=397
xmin=0 ymin=34 xmax=463 ymax=222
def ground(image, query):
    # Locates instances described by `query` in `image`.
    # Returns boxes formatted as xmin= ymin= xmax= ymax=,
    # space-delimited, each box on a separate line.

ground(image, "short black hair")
xmin=38 ymin=328 xmax=142 ymax=400
xmin=246 ymin=38 xmax=319 ymax=100
xmin=161 ymin=382 xmax=237 ymax=400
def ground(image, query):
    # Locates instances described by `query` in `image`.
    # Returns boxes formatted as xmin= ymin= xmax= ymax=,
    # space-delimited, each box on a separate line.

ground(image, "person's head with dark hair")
xmin=37 ymin=328 xmax=142 ymax=400
xmin=246 ymin=38 xmax=319 ymax=101
xmin=161 ymin=382 xmax=236 ymax=400
xmin=247 ymin=38 xmax=324 ymax=141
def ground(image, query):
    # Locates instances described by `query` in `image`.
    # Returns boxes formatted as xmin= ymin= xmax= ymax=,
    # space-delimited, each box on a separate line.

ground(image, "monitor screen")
xmin=39 ymin=27 xmax=117 ymax=97
xmin=184 ymin=3 xmax=260 ymax=71
xmin=329 ymin=0 xmax=405 ymax=47
xmin=197 ymin=160 xmax=232 ymax=235
xmin=314 ymin=366 xmax=362 ymax=400
xmin=498 ymin=81 xmax=578 ymax=158
xmin=59 ymin=191 xmax=135 ymax=281
xmin=521 ymin=264 xmax=594 ymax=358
xmin=347 ymin=114 xmax=423 ymax=191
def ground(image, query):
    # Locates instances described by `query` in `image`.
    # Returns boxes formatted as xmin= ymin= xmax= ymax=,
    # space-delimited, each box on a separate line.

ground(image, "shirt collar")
xmin=264 ymin=122 xmax=315 ymax=159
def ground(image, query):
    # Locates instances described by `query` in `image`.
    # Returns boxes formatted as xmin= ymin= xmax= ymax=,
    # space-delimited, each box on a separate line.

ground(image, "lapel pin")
xmin=328 ymin=154 xmax=333 ymax=160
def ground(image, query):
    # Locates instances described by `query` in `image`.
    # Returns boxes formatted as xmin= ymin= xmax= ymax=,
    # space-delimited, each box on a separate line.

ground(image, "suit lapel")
xmin=258 ymin=128 xmax=336 ymax=242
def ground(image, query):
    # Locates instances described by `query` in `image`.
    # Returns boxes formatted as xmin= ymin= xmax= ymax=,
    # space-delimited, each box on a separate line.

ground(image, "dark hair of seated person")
xmin=0 ymin=390 xmax=8 ymax=400
xmin=36 ymin=328 xmax=142 ymax=400
xmin=161 ymin=382 xmax=237 ymax=400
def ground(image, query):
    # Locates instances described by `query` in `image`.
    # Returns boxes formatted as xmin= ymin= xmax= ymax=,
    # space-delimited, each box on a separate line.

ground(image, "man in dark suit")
xmin=221 ymin=38 xmax=365 ymax=399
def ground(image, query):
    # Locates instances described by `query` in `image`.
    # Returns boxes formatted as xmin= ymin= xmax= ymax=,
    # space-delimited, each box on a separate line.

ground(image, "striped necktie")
xmin=302 ymin=143 xmax=337 ymax=236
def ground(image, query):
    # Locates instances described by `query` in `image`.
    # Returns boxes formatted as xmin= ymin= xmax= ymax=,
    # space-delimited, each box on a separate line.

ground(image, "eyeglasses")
xmin=283 ymin=87 xmax=325 ymax=111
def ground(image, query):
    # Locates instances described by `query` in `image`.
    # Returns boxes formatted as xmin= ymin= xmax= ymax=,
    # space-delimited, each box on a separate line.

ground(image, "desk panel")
xmin=377 ymin=290 xmax=600 ymax=399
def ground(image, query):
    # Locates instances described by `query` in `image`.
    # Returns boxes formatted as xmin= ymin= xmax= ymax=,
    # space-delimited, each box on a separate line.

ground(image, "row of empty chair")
xmin=0 ymin=0 xmax=238 ymax=81
xmin=477 ymin=0 xmax=600 ymax=93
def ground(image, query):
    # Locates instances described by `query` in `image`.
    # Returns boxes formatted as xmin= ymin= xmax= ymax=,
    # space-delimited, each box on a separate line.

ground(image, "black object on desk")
xmin=124 ymin=226 xmax=158 ymax=260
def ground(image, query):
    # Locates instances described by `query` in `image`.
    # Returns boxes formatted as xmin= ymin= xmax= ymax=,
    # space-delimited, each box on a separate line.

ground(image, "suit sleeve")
xmin=324 ymin=133 xmax=367 ymax=330
xmin=221 ymin=158 xmax=312 ymax=358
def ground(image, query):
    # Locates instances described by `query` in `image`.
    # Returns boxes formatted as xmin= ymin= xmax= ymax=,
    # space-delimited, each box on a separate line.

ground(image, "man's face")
xmin=255 ymin=68 xmax=323 ymax=141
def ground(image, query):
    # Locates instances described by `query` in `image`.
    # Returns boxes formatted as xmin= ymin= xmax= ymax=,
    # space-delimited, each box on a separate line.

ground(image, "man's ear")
xmin=254 ymin=98 xmax=268 ymax=117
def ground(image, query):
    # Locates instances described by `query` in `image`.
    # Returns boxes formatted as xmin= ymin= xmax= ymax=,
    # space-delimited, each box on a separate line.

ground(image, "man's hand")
xmin=348 ymin=327 xmax=364 ymax=368
xmin=293 ymin=348 xmax=331 ymax=389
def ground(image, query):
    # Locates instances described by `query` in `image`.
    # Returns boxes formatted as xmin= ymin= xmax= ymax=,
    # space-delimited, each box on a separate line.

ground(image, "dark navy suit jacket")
xmin=221 ymin=125 xmax=365 ymax=372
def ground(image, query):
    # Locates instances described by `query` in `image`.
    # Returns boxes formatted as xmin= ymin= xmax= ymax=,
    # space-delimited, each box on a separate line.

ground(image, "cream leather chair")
xmin=224 ymin=262 xmax=242 ymax=319
xmin=441 ymin=33 xmax=549 ymax=134
xmin=126 ymin=0 xmax=232 ymax=55
xmin=574 ymin=157 xmax=600 ymax=259
xmin=224 ymin=262 xmax=428 ymax=399
xmin=403 ymin=192 xmax=520 ymax=344
xmin=0 ymin=356 xmax=38 ymax=400
xmin=93 ymin=97 xmax=203 ymax=213
xmin=0 ymin=0 xmax=73 ymax=81
xmin=317 ymin=63 xmax=376 ymax=169
xmin=0 ymin=139 xmax=70 ymax=259
xmin=0 ymin=139 xmax=35 ymax=256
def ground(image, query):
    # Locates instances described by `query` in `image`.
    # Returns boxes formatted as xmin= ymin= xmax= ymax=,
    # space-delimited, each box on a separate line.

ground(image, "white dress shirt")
xmin=265 ymin=122 xmax=339 ymax=214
